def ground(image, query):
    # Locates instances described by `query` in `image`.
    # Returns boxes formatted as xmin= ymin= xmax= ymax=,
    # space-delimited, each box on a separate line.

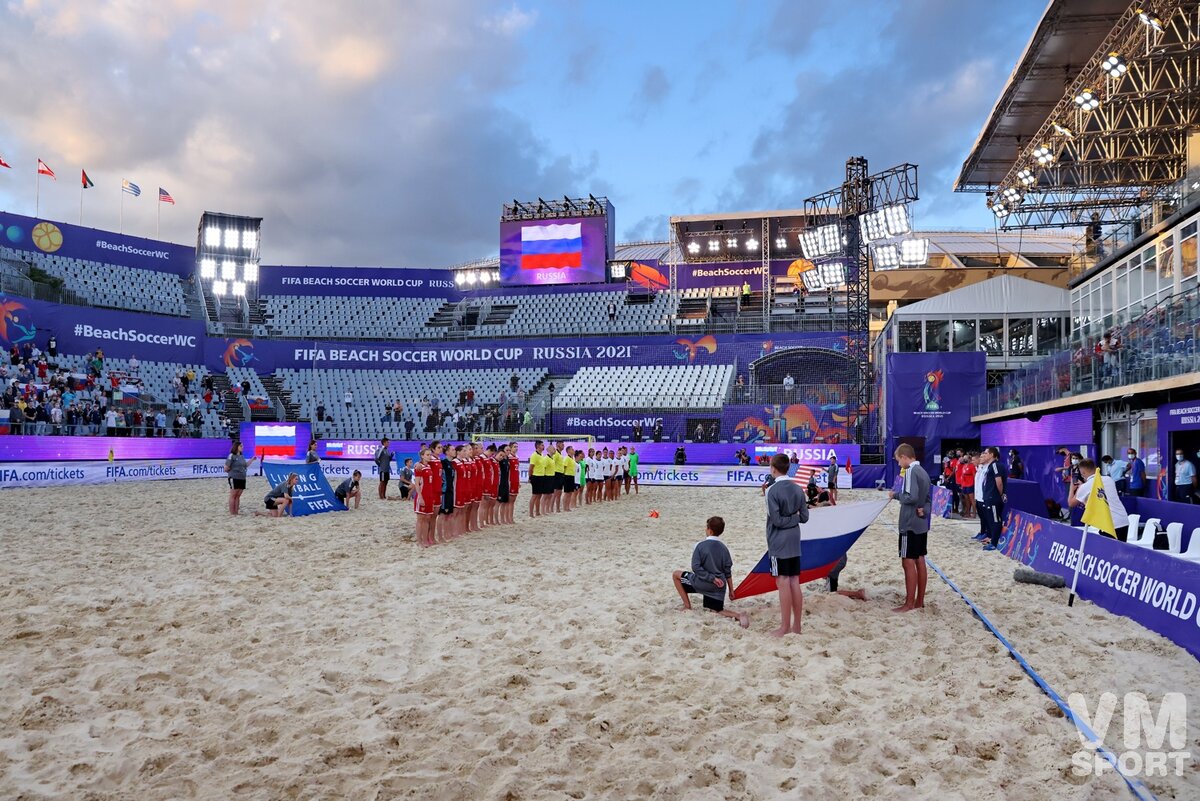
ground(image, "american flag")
xmin=158 ymin=187 xmax=175 ymax=205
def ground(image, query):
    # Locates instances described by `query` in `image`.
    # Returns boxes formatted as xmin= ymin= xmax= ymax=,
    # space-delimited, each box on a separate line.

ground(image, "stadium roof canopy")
xmin=890 ymin=274 xmax=1069 ymax=317
xmin=956 ymin=0 xmax=1200 ymax=229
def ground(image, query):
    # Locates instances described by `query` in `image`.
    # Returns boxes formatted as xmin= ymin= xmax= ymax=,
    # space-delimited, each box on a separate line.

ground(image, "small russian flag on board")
xmin=326 ymin=442 xmax=345 ymax=457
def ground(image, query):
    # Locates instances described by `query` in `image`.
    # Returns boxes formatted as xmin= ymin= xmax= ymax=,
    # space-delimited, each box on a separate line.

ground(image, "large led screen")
xmin=499 ymin=216 xmax=608 ymax=286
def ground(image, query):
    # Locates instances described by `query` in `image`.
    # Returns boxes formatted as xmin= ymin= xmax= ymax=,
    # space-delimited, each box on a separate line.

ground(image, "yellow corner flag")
xmin=1080 ymin=475 xmax=1116 ymax=537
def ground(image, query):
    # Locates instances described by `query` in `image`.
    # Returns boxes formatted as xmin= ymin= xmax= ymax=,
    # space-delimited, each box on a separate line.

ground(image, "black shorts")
xmin=564 ymin=477 xmax=576 ymax=493
xmin=335 ymin=491 xmax=347 ymax=504
xmin=555 ymin=473 xmax=566 ymax=491
xmin=531 ymin=475 xmax=546 ymax=495
xmin=770 ymin=555 xmax=801 ymax=577
xmin=230 ymin=478 xmax=246 ymax=490
xmin=899 ymin=531 xmax=928 ymax=559
xmin=379 ymin=472 xmax=390 ymax=484
xmin=264 ymin=497 xmax=279 ymax=510
xmin=679 ymin=572 xmax=725 ymax=611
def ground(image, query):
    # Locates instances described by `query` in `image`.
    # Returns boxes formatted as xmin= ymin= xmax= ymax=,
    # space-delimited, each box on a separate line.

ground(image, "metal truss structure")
xmin=804 ymin=159 xmax=919 ymax=447
xmin=961 ymin=1 xmax=1200 ymax=229
xmin=502 ymin=195 xmax=609 ymax=221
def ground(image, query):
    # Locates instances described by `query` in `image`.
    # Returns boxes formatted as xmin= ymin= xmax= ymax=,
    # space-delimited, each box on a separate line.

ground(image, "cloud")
xmin=632 ymin=65 xmax=670 ymax=118
xmin=0 ymin=0 xmax=589 ymax=266
xmin=621 ymin=214 xmax=667 ymax=242
xmin=720 ymin=0 xmax=1045 ymax=225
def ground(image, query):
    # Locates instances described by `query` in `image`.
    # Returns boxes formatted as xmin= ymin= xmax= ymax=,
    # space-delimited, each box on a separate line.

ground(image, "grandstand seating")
xmin=276 ymin=366 xmax=548 ymax=439
xmin=260 ymin=295 xmax=445 ymax=339
xmin=485 ymin=289 xmax=678 ymax=336
xmin=2 ymin=247 xmax=188 ymax=316
xmin=556 ymin=364 xmax=734 ymax=409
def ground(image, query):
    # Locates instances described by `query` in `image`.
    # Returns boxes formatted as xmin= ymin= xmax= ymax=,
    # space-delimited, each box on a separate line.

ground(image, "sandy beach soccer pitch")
xmin=1 ymin=482 xmax=1197 ymax=800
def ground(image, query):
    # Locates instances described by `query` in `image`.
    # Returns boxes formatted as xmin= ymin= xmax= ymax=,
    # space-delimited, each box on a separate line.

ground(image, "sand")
xmin=1 ymin=481 xmax=1197 ymax=800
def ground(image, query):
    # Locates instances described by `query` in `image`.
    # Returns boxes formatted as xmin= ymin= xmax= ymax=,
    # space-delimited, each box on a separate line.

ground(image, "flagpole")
xmin=79 ymin=182 xmax=84 ymax=226
xmin=1067 ymin=526 xmax=1090 ymax=607
xmin=120 ymin=188 xmax=124 ymax=234
xmin=157 ymin=197 xmax=161 ymax=238
xmin=35 ymin=169 xmax=40 ymax=217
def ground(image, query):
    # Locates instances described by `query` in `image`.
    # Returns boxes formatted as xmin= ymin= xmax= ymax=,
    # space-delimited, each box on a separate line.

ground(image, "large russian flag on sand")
xmin=734 ymin=497 xmax=890 ymax=599
xmin=521 ymin=223 xmax=583 ymax=271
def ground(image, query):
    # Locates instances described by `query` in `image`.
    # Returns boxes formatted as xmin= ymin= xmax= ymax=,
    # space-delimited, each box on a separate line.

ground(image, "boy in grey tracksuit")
xmin=672 ymin=516 xmax=750 ymax=628
xmin=890 ymin=443 xmax=932 ymax=612
xmin=765 ymin=453 xmax=809 ymax=636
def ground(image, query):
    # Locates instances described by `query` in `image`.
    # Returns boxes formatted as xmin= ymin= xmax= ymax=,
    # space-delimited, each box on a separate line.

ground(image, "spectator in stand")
xmin=316 ymin=401 xmax=326 ymax=422
xmin=652 ymin=419 xmax=663 ymax=442
xmin=632 ymin=422 xmax=643 ymax=442
xmin=694 ymin=422 xmax=705 ymax=442
xmin=708 ymin=421 xmax=719 ymax=442
xmin=1125 ymin=447 xmax=1147 ymax=497
xmin=607 ymin=301 xmax=616 ymax=322
xmin=1172 ymin=448 xmax=1196 ymax=504
xmin=740 ymin=280 xmax=751 ymax=306
xmin=128 ymin=354 xmax=140 ymax=375
xmin=155 ymin=410 xmax=167 ymax=438
xmin=344 ymin=389 xmax=353 ymax=411
xmin=46 ymin=334 xmax=57 ymax=361
xmin=783 ymin=373 xmax=795 ymax=399
xmin=404 ymin=417 xmax=415 ymax=439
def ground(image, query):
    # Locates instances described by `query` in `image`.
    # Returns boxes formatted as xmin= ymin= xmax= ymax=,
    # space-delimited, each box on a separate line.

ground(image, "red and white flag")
xmin=37 ymin=159 xmax=55 ymax=179
xmin=0 ymin=154 xmax=11 ymax=169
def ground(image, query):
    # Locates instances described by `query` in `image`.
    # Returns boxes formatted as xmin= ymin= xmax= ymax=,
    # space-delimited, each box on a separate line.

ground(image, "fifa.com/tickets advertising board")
xmin=499 ymin=216 xmax=609 ymax=286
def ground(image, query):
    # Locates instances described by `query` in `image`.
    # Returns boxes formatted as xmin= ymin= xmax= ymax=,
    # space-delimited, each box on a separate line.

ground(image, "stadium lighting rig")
xmin=196 ymin=211 xmax=262 ymax=306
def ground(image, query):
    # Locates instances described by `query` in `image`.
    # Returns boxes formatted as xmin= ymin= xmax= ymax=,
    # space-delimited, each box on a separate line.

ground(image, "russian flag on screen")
xmin=255 ymin=424 xmax=297 ymax=456
xmin=520 ymin=223 xmax=582 ymax=270
xmin=326 ymin=442 xmax=345 ymax=457
xmin=733 ymin=498 xmax=889 ymax=599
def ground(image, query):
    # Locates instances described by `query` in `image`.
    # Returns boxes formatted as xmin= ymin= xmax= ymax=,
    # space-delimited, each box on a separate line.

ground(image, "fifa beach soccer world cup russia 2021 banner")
xmin=0 ymin=211 xmax=195 ymax=275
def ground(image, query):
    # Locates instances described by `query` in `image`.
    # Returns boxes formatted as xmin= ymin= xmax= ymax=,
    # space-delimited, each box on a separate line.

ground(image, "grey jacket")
xmin=897 ymin=462 xmax=932 ymax=534
xmin=765 ymin=477 xmax=809 ymax=559
xmin=689 ymin=538 xmax=734 ymax=601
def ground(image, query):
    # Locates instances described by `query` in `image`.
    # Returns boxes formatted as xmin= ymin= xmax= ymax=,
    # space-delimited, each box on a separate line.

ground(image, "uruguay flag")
xmin=734 ymin=497 xmax=890 ymax=599
xmin=520 ymin=222 xmax=582 ymax=271
xmin=255 ymin=424 xmax=298 ymax=457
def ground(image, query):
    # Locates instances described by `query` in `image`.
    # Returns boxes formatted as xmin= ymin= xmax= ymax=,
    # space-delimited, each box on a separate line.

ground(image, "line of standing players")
xmin=409 ymin=439 xmax=640 ymax=546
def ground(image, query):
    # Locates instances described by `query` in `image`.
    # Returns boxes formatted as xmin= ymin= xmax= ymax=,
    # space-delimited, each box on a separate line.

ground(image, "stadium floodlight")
xmin=818 ymin=261 xmax=847 ymax=287
xmin=1034 ymin=144 xmax=1055 ymax=165
xmin=860 ymin=209 xmax=889 ymax=243
xmin=687 ymin=241 xmax=701 ymax=254
xmin=745 ymin=237 xmax=759 ymax=250
xmin=1016 ymin=168 xmax=1036 ymax=186
xmin=899 ymin=238 xmax=929 ymax=266
xmin=1102 ymin=53 xmax=1127 ymax=78
xmin=221 ymin=259 xmax=237 ymax=280
xmin=212 ymin=279 xmax=227 ymax=296
xmin=479 ymin=270 xmax=491 ymax=284
xmin=243 ymin=262 xmax=258 ymax=282
xmin=1052 ymin=123 xmax=1074 ymax=139
xmin=882 ymin=204 xmax=910 ymax=236
xmin=1073 ymin=89 xmax=1099 ymax=111
xmin=205 ymin=226 xmax=221 ymax=247
xmin=1002 ymin=186 xmax=1022 ymax=204
xmin=818 ymin=223 xmax=841 ymax=255
xmin=725 ymin=237 xmax=738 ymax=249
xmin=224 ymin=228 xmax=240 ymax=248
xmin=799 ymin=229 xmax=822 ymax=258
xmin=199 ymin=258 xmax=216 ymax=279
xmin=707 ymin=239 xmax=720 ymax=253
xmin=492 ymin=270 xmax=501 ymax=282
xmin=1137 ymin=8 xmax=1163 ymax=31
xmin=231 ymin=280 xmax=246 ymax=296
xmin=774 ymin=236 xmax=787 ymax=249
xmin=872 ymin=243 xmax=900 ymax=270
xmin=801 ymin=269 xmax=825 ymax=291
xmin=242 ymin=230 xmax=258 ymax=250
xmin=454 ymin=272 xmax=465 ymax=286
xmin=465 ymin=271 xmax=476 ymax=285
xmin=991 ymin=199 xmax=1009 ymax=218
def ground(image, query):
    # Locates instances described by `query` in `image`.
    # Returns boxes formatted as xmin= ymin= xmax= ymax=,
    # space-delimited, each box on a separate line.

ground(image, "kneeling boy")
xmin=671 ymin=516 xmax=750 ymax=628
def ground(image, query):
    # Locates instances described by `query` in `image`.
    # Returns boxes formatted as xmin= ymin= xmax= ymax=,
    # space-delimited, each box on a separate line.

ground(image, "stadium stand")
xmin=260 ymin=295 xmax=446 ymax=340
xmin=1 ymin=247 xmax=188 ymax=316
xmin=276 ymin=366 xmax=548 ymax=439
xmin=484 ymin=289 xmax=677 ymax=336
xmin=556 ymin=364 xmax=734 ymax=409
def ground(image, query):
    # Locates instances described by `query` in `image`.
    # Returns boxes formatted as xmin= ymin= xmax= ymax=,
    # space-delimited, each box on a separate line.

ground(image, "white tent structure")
xmin=876 ymin=274 xmax=1070 ymax=368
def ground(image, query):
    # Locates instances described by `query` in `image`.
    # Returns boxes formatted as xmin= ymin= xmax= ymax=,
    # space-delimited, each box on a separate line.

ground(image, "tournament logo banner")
xmin=0 ymin=211 xmax=195 ymax=276
xmin=261 ymin=461 xmax=346 ymax=516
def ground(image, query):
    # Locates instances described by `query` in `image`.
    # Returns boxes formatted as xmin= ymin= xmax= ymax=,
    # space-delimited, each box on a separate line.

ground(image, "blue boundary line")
xmin=925 ymin=558 xmax=1158 ymax=801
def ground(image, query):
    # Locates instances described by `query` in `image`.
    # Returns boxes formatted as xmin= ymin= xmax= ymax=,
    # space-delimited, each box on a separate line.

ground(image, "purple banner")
xmin=257 ymin=265 xmax=459 ymax=298
xmin=722 ymin=401 xmax=858 ymax=445
xmin=981 ymin=408 xmax=1094 ymax=447
xmin=0 ymin=434 xmax=231 ymax=462
xmin=1 ymin=211 xmax=194 ymax=276
xmin=673 ymin=259 xmax=796 ymax=291
xmin=203 ymin=330 xmax=846 ymax=375
xmin=1001 ymin=508 xmax=1200 ymax=661
xmin=500 ymin=216 xmax=609 ymax=286
xmin=1 ymin=293 xmax=204 ymax=363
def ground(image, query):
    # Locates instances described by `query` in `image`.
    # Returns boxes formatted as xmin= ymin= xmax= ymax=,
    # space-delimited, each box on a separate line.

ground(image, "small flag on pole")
xmin=0 ymin=155 xmax=11 ymax=169
xmin=158 ymin=187 xmax=175 ymax=205
xmin=1080 ymin=474 xmax=1117 ymax=537
xmin=81 ymin=170 xmax=95 ymax=189
xmin=37 ymin=159 xmax=56 ymax=179
xmin=121 ymin=179 xmax=141 ymax=197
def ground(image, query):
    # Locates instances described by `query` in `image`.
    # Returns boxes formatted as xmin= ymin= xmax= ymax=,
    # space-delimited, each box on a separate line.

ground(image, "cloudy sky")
xmin=0 ymin=0 xmax=1047 ymax=267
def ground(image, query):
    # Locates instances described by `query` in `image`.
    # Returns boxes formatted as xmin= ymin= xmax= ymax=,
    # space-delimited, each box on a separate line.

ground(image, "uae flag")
xmin=82 ymin=170 xmax=94 ymax=189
